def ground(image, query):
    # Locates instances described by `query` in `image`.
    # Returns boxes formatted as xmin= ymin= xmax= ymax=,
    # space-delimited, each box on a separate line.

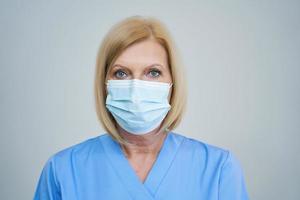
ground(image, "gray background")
xmin=1 ymin=0 xmax=299 ymax=199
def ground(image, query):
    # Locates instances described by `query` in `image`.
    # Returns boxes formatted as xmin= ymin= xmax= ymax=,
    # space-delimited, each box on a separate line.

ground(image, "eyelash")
xmin=114 ymin=70 xmax=127 ymax=78
xmin=148 ymin=69 xmax=161 ymax=77
xmin=113 ymin=68 xmax=162 ymax=79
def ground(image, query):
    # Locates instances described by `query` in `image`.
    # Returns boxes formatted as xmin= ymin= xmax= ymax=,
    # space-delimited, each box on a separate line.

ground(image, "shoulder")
xmin=171 ymin=131 xmax=231 ymax=165
xmin=46 ymin=134 xmax=108 ymax=167
xmin=170 ymin=131 xmax=246 ymax=179
xmin=171 ymin=132 xmax=248 ymax=198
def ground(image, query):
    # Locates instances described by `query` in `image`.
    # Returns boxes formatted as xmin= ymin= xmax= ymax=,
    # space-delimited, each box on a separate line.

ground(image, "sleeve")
xmin=218 ymin=151 xmax=249 ymax=200
xmin=33 ymin=156 xmax=61 ymax=200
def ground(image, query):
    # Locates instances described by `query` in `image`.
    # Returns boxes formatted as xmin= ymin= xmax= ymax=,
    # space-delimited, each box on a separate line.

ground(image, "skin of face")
xmin=107 ymin=38 xmax=172 ymax=84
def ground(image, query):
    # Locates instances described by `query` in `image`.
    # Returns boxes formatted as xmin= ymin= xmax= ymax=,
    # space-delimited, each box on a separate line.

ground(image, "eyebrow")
xmin=112 ymin=63 xmax=166 ymax=69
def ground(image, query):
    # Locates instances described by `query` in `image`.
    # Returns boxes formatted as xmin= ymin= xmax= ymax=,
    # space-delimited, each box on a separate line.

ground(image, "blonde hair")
xmin=94 ymin=15 xmax=187 ymax=144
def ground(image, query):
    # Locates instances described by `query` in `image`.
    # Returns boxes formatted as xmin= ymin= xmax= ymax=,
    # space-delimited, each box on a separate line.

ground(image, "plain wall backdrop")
xmin=1 ymin=0 xmax=299 ymax=199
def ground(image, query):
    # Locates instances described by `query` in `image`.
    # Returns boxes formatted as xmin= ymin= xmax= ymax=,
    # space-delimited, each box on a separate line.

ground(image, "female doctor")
xmin=33 ymin=15 xmax=249 ymax=200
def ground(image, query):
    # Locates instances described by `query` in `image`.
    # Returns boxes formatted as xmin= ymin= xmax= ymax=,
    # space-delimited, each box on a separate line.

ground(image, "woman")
xmin=33 ymin=15 xmax=249 ymax=200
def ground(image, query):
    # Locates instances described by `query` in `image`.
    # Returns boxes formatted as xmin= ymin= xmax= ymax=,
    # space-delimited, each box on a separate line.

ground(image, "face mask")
xmin=105 ymin=79 xmax=172 ymax=135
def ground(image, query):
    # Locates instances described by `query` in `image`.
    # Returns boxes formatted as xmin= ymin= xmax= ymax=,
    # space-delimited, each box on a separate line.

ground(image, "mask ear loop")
xmin=164 ymin=82 xmax=172 ymax=134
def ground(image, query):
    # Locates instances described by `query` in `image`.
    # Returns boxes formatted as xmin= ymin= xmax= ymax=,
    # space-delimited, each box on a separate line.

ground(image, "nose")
xmin=130 ymin=83 xmax=142 ymax=104
xmin=131 ymin=71 xmax=144 ymax=80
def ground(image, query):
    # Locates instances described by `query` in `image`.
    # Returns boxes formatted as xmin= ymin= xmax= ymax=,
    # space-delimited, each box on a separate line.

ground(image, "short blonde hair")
xmin=94 ymin=15 xmax=187 ymax=144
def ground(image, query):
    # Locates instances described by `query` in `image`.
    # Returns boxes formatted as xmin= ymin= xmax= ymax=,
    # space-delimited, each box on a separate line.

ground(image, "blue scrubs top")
xmin=33 ymin=132 xmax=249 ymax=200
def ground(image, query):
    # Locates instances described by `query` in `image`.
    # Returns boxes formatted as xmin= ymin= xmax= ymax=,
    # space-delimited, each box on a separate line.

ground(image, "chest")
xmin=57 ymin=149 xmax=221 ymax=200
xmin=127 ymin=155 xmax=157 ymax=183
xmin=54 ymin=134 xmax=224 ymax=200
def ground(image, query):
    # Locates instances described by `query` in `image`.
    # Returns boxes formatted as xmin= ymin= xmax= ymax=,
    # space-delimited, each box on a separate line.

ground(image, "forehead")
xmin=113 ymin=39 xmax=168 ymax=67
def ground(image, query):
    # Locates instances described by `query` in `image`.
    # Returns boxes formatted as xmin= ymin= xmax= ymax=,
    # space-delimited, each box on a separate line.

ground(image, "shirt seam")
xmin=50 ymin=155 xmax=61 ymax=197
xmin=217 ymin=150 xmax=230 ymax=200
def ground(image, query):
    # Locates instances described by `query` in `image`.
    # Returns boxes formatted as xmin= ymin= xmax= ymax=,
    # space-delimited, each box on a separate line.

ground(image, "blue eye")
xmin=148 ymin=69 xmax=161 ymax=78
xmin=114 ymin=70 xmax=127 ymax=79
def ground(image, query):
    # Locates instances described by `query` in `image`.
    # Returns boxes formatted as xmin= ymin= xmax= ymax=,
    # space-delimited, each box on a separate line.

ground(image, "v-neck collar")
xmin=99 ymin=132 xmax=184 ymax=199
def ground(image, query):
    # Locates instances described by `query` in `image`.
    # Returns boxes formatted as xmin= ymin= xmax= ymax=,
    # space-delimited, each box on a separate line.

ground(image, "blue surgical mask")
xmin=105 ymin=79 xmax=172 ymax=135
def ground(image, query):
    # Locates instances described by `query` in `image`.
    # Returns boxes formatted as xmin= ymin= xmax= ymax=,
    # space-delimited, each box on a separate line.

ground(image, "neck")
xmin=117 ymin=125 xmax=168 ymax=158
